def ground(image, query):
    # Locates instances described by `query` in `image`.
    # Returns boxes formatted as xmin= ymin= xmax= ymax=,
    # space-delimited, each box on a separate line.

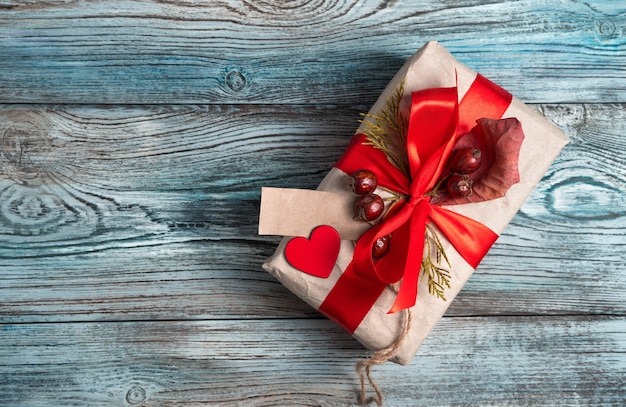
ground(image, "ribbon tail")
xmin=388 ymin=203 xmax=429 ymax=314
xmin=429 ymin=206 xmax=498 ymax=269
xmin=318 ymin=203 xmax=415 ymax=333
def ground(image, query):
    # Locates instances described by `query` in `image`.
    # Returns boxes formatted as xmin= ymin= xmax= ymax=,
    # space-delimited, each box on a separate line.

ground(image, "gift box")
xmin=258 ymin=41 xmax=568 ymax=366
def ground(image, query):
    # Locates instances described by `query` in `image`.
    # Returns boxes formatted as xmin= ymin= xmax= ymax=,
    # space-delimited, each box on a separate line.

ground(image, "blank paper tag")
xmin=258 ymin=187 xmax=369 ymax=240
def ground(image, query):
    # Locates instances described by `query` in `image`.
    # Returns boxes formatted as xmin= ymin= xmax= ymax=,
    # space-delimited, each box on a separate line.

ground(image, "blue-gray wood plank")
xmin=0 ymin=1 xmax=625 ymax=406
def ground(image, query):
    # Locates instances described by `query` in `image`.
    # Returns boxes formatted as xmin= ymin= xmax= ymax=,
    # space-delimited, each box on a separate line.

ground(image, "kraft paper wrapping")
xmin=259 ymin=41 xmax=569 ymax=365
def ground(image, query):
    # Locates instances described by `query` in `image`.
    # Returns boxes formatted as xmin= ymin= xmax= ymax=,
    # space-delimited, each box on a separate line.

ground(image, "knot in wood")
xmin=125 ymin=385 xmax=146 ymax=405
xmin=594 ymin=19 xmax=619 ymax=42
xmin=225 ymin=69 xmax=247 ymax=92
xmin=1 ymin=124 xmax=50 ymax=186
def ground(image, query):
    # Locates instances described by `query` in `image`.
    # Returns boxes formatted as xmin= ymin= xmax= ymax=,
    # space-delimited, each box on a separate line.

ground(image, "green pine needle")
xmin=421 ymin=225 xmax=452 ymax=301
xmin=359 ymin=80 xmax=410 ymax=177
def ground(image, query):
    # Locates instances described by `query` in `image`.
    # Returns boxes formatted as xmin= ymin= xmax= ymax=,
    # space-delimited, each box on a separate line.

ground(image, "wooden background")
xmin=0 ymin=1 xmax=624 ymax=405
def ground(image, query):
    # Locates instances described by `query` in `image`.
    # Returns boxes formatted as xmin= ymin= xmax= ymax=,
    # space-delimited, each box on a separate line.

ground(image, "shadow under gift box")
xmin=259 ymin=41 xmax=569 ymax=365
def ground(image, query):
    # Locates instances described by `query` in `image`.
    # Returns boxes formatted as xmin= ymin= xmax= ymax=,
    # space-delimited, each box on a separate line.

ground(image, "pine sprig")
xmin=421 ymin=224 xmax=452 ymax=301
xmin=359 ymin=80 xmax=410 ymax=177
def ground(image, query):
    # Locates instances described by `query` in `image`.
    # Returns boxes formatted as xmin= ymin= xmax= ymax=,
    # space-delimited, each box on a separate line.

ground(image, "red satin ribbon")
xmin=319 ymin=74 xmax=513 ymax=333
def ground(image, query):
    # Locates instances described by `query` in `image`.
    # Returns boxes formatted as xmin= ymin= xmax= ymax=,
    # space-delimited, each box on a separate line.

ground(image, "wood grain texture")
xmin=0 ymin=1 xmax=624 ymax=405
xmin=1 ymin=317 xmax=624 ymax=406
xmin=0 ymin=104 xmax=624 ymax=324
xmin=0 ymin=0 xmax=624 ymax=104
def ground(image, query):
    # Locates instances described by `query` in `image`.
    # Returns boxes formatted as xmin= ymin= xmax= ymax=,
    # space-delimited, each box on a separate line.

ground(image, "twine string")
xmin=356 ymin=307 xmax=412 ymax=406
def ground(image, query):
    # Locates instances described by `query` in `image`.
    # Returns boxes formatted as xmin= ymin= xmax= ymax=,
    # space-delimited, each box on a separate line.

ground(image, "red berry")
xmin=349 ymin=169 xmax=378 ymax=195
xmin=372 ymin=234 xmax=391 ymax=259
xmin=450 ymin=147 xmax=482 ymax=174
xmin=354 ymin=194 xmax=384 ymax=222
xmin=447 ymin=174 xmax=473 ymax=198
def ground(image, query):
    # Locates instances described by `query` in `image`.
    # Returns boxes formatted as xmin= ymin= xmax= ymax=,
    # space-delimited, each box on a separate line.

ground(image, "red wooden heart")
xmin=284 ymin=225 xmax=341 ymax=279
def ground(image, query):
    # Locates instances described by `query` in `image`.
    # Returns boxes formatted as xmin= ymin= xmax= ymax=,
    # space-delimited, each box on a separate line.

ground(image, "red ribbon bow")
xmin=318 ymin=74 xmax=513 ymax=333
